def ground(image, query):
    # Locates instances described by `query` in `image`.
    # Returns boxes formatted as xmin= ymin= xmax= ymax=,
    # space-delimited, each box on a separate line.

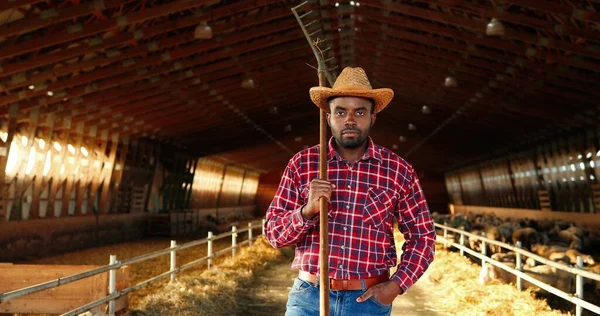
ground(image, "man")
xmin=264 ymin=67 xmax=436 ymax=315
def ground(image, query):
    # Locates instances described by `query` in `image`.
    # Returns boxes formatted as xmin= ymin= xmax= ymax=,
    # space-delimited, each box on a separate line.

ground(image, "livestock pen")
xmin=435 ymin=222 xmax=600 ymax=316
xmin=0 ymin=219 xmax=264 ymax=315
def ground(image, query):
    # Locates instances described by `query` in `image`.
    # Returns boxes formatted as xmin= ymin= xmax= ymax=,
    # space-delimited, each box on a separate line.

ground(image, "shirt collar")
xmin=327 ymin=136 xmax=382 ymax=163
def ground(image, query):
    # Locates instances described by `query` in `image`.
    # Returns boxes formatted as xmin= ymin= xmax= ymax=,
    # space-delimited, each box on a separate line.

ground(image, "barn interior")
xmin=0 ymin=1 xmax=600 ymax=315
xmin=0 ymin=0 xmax=598 ymax=272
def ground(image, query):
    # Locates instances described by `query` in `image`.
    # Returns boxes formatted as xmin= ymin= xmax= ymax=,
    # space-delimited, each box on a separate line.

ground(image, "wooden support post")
xmin=215 ymin=164 xmax=228 ymax=223
xmin=237 ymin=169 xmax=247 ymax=206
xmin=86 ymin=130 xmax=109 ymax=215
xmin=0 ymin=104 xmax=19 ymax=221
xmin=98 ymin=133 xmax=119 ymax=213
xmin=49 ymin=132 xmax=67 ymax=218
xmin=31 ymin=118 xmax=55 ymax=218
xmin=184 ymin=158 xmax=197 ymax=209
xmin=108 ymin=138 xmax=129 ymax=213
xmin=23 ymin=109 xmax=40 ymax=220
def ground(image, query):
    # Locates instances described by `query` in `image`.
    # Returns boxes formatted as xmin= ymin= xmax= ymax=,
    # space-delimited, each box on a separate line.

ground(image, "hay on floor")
xmin=427 ymin=244 xmax=568 ymax=316
xmin=132 ymin=237 xmax=283 ymax=316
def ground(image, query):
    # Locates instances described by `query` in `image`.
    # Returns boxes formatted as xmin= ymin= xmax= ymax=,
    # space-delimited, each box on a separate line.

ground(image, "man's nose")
xmin=344 ymin=114 xmax=356 ymax=125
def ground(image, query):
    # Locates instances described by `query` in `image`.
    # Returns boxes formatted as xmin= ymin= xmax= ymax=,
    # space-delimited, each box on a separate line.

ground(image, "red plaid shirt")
xmin=264 ymin=137 xmax=435 ymax=293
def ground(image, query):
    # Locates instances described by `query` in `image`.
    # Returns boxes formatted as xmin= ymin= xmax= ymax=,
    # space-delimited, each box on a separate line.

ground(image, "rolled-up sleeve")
xmin=390 ymin=167 xmax=436 ymax=293
xmin=264 ymin=158 xmax=318 ymax=248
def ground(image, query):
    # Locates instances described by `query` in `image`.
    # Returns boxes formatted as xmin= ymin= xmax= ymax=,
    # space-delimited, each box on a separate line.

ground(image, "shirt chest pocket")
xmin=363 ymin=187 xmax=395 ymax=231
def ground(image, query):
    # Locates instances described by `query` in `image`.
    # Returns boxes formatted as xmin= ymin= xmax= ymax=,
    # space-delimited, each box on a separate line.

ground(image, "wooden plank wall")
xmin=452 ymin=204 xmax=600 ymax=229
xmin=189 ymin=158 xmax=260 ymax=221
xmin=446 ymin=131 xmax=600 ymax=213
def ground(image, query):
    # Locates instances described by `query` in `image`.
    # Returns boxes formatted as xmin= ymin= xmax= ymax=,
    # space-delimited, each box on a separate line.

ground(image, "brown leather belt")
xmin=298 ymin=270 xmax=389 ymax=291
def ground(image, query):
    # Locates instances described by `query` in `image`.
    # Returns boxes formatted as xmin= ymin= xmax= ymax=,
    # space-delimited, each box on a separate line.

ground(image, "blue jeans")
xmin=285 ymin=277 xmax=392 ymax=316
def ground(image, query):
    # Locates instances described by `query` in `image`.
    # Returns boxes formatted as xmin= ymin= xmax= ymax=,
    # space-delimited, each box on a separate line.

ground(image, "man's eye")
xmin=356 ymin=111 xmax=365 ymax=116
xmin=336 ymin=111 xmax=345 ymax=115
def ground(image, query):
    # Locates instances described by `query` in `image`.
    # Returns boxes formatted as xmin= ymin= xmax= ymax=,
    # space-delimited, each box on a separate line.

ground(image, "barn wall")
xmin=419 ymin=176 xmax=449 ymax=213
xmin=256 ymin=169 xmax=284 ymax=218
xmin=0 ymin=213 xmax=147 ymax=261
xmin=446 ymin=132 xmax=600 ymax=213
xmin=189 ymin=158 xmax=259 ymax=222
xmin=451 ymin=204 xmax=600 ymax=229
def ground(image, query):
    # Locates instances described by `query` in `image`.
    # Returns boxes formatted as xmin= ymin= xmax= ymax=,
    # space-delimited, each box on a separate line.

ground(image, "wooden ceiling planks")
xmin=0 ymin=0 xmax=598 ymax=175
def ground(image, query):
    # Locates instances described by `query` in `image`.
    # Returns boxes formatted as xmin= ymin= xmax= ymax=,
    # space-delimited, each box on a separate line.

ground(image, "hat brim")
xmin=309 ymin=87 xmax=394 ymax=113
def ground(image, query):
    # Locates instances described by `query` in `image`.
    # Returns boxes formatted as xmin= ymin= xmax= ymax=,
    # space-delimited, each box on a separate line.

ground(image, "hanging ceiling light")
xmin=399 ymin=136 xmax=407 ymax=142
xmin=408 ymin=123 xmax=416 ymax=131
xmin=194 ymin=23 xmax=213 ymax=39
xmin=241 ymin=78 xmax=255 ymax=89
xmin=444 ymin=76 xmax=458 ymax=88
xmin=392 ymin=144 xmax=399 ymax=150
xmin=486 ymin=18 xmax=505 ymax=36
xmin=422 ymin=105 xmax=431 ymax=114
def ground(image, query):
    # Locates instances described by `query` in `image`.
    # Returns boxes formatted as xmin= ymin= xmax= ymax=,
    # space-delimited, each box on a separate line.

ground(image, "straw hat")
xmin=309 ymin=67 xmax=394 ymax=113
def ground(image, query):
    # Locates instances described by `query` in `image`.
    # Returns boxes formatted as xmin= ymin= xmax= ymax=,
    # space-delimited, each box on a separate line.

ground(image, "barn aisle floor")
xmin=240 ymin=246 xmax=442 ymax=316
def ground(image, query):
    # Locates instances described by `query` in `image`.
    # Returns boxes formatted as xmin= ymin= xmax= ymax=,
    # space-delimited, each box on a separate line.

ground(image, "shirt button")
xmin=347 ymin=185 xmax=351 ymax=189
xmin=343 ymin=226 xmax=347 ymax=231
xmin=339 ymin=264 xmax=343 ymax=268
xmin=346 ymin=205 xmax=350 ymax=209
xmin=341 ymin=245 xmax=345 ymax=250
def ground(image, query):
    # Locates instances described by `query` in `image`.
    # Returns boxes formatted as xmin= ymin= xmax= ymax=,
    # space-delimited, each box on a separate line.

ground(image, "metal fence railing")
xmin=0 ymin=219 xmax=266 ymax=316
xmin=435 ymin=222 xmax=600 ymax=316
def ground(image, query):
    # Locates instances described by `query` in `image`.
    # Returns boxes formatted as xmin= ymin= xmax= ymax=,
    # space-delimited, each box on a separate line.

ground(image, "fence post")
xmin=480 ymin=231 xmax=487 ymax=265
xmin=170 ymin=240 xmax=177 ymax=282
xmin=459 ymin=226 xmax=465 ymax=256
xmin=232 ymin=226 xmax=238 ymax=257
xmin=248 ymin=222 xmax=253 ymax=247
xmin=516 ymin=241 xmax=522 ymax=291
xmin=262 ymin=218 xmax=266 ymax=236
xmin=443 ymin=222 xmax=448 ymax=248
xmin=576 ymin=256 xmax=583 ymax=316
xmin=108 ymin=255 xmax=117 ymax=316
xmin=206 ymin=232 xmax=213 ymax=269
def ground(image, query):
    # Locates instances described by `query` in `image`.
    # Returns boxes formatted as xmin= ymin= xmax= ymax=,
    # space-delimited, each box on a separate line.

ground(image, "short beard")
xmin=335 ymin=135 xmax=367 ymax=149
xmin=334 ymin=126 xmax=370 ymax=149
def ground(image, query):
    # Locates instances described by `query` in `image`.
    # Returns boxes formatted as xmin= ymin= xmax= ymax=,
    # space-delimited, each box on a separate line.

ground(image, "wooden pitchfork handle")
xmin=291 ymin=2 xmax=335 ymax=315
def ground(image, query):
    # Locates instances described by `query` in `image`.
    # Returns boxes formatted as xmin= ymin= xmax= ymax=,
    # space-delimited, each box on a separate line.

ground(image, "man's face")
xmin=327 ymin=97 xmax=376 ymax=149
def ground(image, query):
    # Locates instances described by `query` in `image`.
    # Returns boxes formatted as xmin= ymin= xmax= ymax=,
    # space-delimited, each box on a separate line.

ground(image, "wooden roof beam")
xmin=435 ymin=0 xmax=600 ymax=41
xmin=3 ymin=24 xmax=304 ymax=113
xmin=60 ymin=49 xmax=316 ymax=128
xmin=356 ymin=45 xmax=600 ymax=102
xmin=2 ymin=0 xmax=306 ymax=89
xmin=117 ymin=74 xmax=312 ymax=139
xmin=361 ymin=0 xmax=600 ymax=62
xmin=0 ymin=0 xmax=131 ymax=39
xmin=46 ymin=42 xmax=312 ymax=121
xmin=355 ymin=13 xmax=600 ymax=76
xmin=502 ymin=0 xmax=600 ymax=24
xmin=0 ymin=1 xmax=44 ymax=11
xmin=0 ymin=17 xmax=301 ymax=106
xmin=0 ymin=0 xmax=219 ymax=61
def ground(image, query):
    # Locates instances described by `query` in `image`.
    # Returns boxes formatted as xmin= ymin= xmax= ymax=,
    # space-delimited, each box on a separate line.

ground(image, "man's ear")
xmin=326 ymin=112 xmax=331 ymax=126
xmin=370 ymin=113 xmax=376 ymax=127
